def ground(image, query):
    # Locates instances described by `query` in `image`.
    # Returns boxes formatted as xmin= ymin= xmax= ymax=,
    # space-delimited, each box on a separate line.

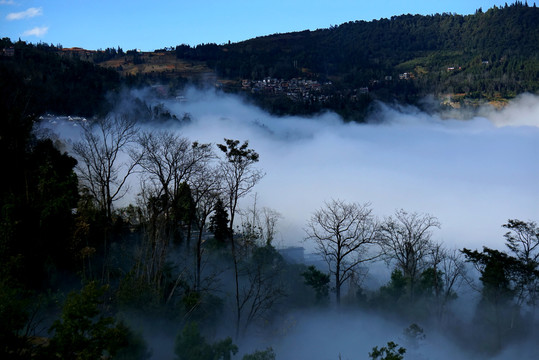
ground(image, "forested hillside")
xmin=194 ymin=3 xmax=538 ymax=91
xmin=0 ymin=39 xmax=121 ymax=117
xmin=174 ymin=2 xmax=538 ymax=117
xmin=2 ymin=3 xmax=537 ymax=120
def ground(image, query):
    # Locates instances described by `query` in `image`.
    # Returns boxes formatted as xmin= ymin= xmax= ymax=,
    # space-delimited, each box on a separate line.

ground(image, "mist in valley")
xmin=42 ymin=88 xmax=539 ymax=359
xmin=160 ymin=88 xmax=537 ymax=252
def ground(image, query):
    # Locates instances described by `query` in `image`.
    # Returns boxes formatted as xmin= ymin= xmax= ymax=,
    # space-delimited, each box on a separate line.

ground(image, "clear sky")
xmin=1 ymin=0 xmax=510 ymax=51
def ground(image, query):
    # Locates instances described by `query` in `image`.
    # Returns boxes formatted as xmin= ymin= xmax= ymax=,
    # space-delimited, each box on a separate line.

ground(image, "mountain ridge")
xmin=2 ymin=2 xmax=538 ymax=120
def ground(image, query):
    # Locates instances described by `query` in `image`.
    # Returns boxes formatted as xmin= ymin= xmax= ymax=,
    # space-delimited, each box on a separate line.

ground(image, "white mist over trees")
xmin=165 ymin=88 xmax=537 ymax=252
xmin=36 ymin=88 xmax=539 ymax=359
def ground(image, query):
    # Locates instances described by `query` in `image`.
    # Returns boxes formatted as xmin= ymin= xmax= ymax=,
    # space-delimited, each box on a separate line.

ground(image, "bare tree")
xmin=378 ymin=209 xmax=441 ymax=299
xmin=129 ymin=132 xmax=214 ymax=299
xmin=136 ymin=131 xmax=192 ymax=207
xmin=189 ymin=164 xmax=222 ymax=291
xmin=305 ymin=199 xmax=380 ymax=306
xmin=136 ymin=131 xmax=213 ymax=244
xmin=237 ymin=247 xmax=286 ymax=336
xmin=73 ymin=116 xmax=139 ymax=221
xmin=440 ymin=249 xmax=466 ymax=316
xmin=134 ymin=181 xmax=171 ymax=293
xmin=427 ymin=244 xmax=466 ymax=322
xmin=220 ymin=195 xmax=285 ymax=336
xmin=238 ymin=194 xmax=282 ymax=247
xmin=73 ymin=116 xmax=140 ymax=282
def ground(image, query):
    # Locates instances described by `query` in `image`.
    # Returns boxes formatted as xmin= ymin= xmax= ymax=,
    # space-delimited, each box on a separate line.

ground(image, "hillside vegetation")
xmin=172 ymin=2 xmax=539 ymax=118
xmin=0 ymin=39 xmax=121 ymax=118
xmin=2 ymin=3 xmax=537 ymax=120
xmin=205 ymin=3 xmax=538 ymax=92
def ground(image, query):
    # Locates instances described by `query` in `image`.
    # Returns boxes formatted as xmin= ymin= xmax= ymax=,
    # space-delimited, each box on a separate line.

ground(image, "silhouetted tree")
xmin=301 ymin=265 xmax=330 ymax=304
xmin=217 ymin=139 xmax=264 ymax=237
xmin=462 ymin=247 xmax=521 ymax=353
xmin=136 ymin=131 xmax=212 ymax=243
xmin=369 ymin=341 xmax=406 ymax=360
xmin=503 ymin=219 xmax=539 ymax=308
xmin=210 ymin=198 xmax=230 ymax=244
xmin=217 ymin=139 xmax=264 ymax=337
xmin=305 ymin=199 xmax=379 ymax=305
xmin=73 ymin=116 xmax=139 ymax=222
xmin=189 ymin=163 xmax=222 ymax=291
xmin=378 ymin=210 xmax=440 ymax=300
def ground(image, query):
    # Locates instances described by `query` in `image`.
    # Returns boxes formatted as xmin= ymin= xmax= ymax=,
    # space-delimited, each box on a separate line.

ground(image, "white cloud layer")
xmin=43 ymin=90 xmax=539 ymax=258
xmin=160 ymin=90 xmax=539 ymax=253
xmin=22 ymin=26 xmax=49 ymax=37
xmin=6 ymin=7 xmax=42 ymax=20
xmin=485 ymin=93 xmax=539 ymax=127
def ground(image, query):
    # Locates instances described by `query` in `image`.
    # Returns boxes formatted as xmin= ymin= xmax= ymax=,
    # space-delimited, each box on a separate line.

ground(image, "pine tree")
xmin=209 ymin=198 xmax=230 ymax=243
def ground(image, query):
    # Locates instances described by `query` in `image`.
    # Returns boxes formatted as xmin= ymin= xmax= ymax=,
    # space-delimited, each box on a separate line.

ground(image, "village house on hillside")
xmin=240 ymin=77 xmax=333 ymax=103
xmin=2 ymin=47 xmax=15 ymax=57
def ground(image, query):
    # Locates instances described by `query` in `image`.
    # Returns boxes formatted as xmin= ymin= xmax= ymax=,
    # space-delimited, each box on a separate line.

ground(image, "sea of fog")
xmin=167 ymin=89 xmax=538 ymax=252
xmin=40 ymin=88 xmax=539 ymax=359
xmin=44 ymin=89 xmax=539 ymax=255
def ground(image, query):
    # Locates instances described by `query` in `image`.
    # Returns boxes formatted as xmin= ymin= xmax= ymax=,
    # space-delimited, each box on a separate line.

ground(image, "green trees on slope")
xmin=44 ymin=282 xmax=150 ymax=360
xmin=462 ymin=219 xmax=539 ymax=354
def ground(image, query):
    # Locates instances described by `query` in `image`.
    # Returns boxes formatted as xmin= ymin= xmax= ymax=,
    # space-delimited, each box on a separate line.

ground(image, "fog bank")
xmin=163 ymin=89 xmax=538 ymax=252
xmin=38 ymin=89 xmax=539 ymax=359
xmin=42 ymin=89 xmax=538 ymax=253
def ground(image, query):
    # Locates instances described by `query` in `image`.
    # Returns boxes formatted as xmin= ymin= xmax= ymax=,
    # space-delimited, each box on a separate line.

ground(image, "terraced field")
xmin=98 ymin=51 xmax=214 ymax=80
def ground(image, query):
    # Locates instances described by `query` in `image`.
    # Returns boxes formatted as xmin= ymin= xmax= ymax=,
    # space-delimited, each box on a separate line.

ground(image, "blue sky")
xmin=1 ymin=0 xmax=509 ymax=51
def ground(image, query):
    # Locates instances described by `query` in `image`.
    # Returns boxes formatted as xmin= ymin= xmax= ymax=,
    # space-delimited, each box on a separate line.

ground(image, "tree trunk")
xmin=335 ymin=266 xmax=341 ymax=306
xmin=232 ymin=237 xmax=241 ymax=339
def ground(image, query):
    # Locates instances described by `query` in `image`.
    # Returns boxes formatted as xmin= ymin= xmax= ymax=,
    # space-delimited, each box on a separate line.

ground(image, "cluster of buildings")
xmin=241 ymin=77 xmax=334 ymax=103
xmin=238 ymin=72 xmax=419 ymax=104
xmin=398 ymin=72 xmax=415 ymax=80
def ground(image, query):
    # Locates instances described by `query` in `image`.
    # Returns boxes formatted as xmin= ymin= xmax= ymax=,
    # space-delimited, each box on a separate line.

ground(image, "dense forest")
xmin=204 ymin=2 xmax=538 ymax=87
xmin=1 ymin=2 xmax=538 ymax=359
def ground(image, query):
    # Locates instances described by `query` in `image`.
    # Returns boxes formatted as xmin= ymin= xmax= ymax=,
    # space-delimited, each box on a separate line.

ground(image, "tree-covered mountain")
xmin=0 ymin=38 xmax=121 ymax=118
xmin=186 ymin=3 xmax=538 ymax=89
xmin=174 ymin=2 xmax=538 ymax=117
xmin=2 ymin=3 xmax=537 ymax=121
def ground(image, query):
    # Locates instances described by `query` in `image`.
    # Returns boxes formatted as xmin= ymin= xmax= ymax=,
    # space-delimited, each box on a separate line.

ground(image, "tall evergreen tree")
xmin=209 ymin=198 xmax=230 ymax=244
